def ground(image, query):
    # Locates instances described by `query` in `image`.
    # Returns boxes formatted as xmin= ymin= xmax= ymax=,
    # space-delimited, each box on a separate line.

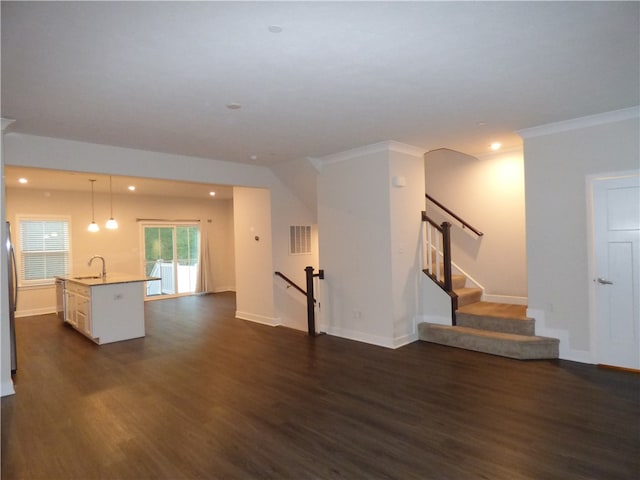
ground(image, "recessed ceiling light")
xmin=268 ymin=25 xmax=283 ymax=33
xmin=209 ymin=191 xmax=216 ymax=197
xmin=226 ymin=103 xmax=242 ymax=110
xmin=18 ymin=178 xmax=28 ymax=184
xmin=128 ymin=185 xmax=136 ymax=191
xmin=250 ymin=155 xmax=258 ymax=161
xmin=490 ymin=142 xmax=502 ymax=151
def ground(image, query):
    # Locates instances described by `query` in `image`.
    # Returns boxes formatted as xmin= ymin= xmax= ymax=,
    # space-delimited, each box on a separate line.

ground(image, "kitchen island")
xmin=57 ymin=274 xmax=159 ymax=344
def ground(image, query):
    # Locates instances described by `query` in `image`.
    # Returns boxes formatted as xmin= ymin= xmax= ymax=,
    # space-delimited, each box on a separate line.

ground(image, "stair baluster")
xmin=422 ymin=211 xmax=457 ymax=324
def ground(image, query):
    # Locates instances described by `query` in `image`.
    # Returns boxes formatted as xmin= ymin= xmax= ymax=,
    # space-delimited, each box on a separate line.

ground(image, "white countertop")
xmin=57 ymin=274 xmax=160 ymax=287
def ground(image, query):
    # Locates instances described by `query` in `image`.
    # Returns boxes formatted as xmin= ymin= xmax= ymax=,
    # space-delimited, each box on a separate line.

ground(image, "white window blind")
xmin=289 ymin=225 xmax=311 ymax=255
xmin=19 ymin=218 xmax=70 ymax=283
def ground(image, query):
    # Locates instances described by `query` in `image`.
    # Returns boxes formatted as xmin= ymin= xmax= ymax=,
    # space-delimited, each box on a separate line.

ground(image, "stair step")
xmin=424 ymin=269 xmax=467 ymax=290
xmin=456 ymin=302 xmax=534 ymax=335
xmin=457 ymin=302 xmax=528 ymax=319
xmin=418 ymin=323 xmax=559 ymax=360
xmin=452 ymin=274 xmax=466 ymax=289
xmin=454 ymin=287 xmax=482 ymax=307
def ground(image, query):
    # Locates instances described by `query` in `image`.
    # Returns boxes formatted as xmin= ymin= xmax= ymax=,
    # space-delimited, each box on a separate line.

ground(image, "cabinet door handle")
xmin=597 ymin=277 xmax=614 ymax=285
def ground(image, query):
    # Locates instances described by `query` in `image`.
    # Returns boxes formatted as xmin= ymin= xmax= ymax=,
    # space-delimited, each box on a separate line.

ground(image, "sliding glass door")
xmin=143 ymin=224 xmax=199 ymax=298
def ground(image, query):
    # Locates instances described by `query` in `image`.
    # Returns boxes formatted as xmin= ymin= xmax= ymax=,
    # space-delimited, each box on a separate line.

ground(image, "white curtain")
xmin=196 ymin=227 xmax=212 ymax=294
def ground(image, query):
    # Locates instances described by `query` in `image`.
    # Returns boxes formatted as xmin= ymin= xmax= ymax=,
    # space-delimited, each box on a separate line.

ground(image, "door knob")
xmin=597 ymin=277 xmax=614 ymax=285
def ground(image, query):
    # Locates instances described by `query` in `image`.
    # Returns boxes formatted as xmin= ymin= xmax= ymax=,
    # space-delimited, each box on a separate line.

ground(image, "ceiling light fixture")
xmin=490 ymin=142 xmax=502 ymax=151
xmin=128 ymin=185 xmax=136 ymax=191
xmin=105 ymin=175 xmax=118 ymax=230
xmin=18 ymin=178 xmax=28 ymax=184
xmin=209 ymin=191 xmax=216 ymax=197
xmin=88 ymin=179 xmax=100 ymax=232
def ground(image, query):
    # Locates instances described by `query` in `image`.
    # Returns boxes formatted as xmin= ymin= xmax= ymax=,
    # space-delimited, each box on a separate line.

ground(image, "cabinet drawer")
xmin=66 ymin=282 xmax=91 ymax=297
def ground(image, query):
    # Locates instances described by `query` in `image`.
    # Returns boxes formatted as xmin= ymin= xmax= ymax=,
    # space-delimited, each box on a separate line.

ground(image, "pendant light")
xmin=88 ymin=179 xmax=100 ymax=232
xmin=105 ymin=175 xmax=118 ymax=230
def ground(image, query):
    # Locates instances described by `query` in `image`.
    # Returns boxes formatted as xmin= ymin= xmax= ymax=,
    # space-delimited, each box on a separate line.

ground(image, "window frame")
xmin=15 ymin=215 xmax=72 ymax=287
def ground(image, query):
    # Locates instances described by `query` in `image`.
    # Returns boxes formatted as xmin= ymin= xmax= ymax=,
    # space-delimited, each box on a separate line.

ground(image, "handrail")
xmin=274 ymin=268 xmax=324 ymax=336
xmin=274 ymin=271 xmax=311 ymax=300
xmin=422 ymin=212 xmax=458 ymax=325
xmin=425 ymin=194 xmax=483 ymax=237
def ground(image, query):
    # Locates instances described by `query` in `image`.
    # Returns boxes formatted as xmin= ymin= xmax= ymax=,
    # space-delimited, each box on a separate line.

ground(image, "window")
xmin=18 ymin=217 xmax=70 ymax=284
xmin=142 ymin=223 xmax=200 ymax=297
xmin=289 ymin=225 xmax=311 ymax=255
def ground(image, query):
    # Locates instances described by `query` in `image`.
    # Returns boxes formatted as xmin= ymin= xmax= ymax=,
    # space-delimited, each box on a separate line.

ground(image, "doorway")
xmin=142 ymin=223 xmax=200 ymax=298
xmin=589 ymin=171 xmax=640 ymax=369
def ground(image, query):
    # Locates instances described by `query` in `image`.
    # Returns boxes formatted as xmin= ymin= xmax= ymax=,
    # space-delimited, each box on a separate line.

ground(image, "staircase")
xmin=419 ymin=300 xmax=559 ymax=360
xmin=418 ymin=227 xmax=559 ymax=360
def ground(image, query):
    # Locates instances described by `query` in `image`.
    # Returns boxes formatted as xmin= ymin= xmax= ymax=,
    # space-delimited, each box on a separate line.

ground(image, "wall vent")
xmin=289 ymin=225 xmax=311 ymax=255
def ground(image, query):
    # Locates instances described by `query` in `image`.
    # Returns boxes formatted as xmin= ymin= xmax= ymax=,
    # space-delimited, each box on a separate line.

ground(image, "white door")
xmin=592 ymin=173 xmax=640 ymax=369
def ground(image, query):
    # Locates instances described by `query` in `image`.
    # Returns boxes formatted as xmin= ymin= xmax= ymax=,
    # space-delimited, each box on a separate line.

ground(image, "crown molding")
xmin=517 ymin=106 xmax=640 ymax=139
xmin=314 ymin=140 xmax=425 ymax=167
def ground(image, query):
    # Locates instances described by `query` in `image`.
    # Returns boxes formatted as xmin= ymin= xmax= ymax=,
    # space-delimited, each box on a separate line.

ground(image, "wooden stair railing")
xmin=274 ymin=267 xmax=324 ymax=336
xmin=425 ymin=194 xmax=483 ymax=237
xmin=422 ymin=212 xmax=458 ymax=325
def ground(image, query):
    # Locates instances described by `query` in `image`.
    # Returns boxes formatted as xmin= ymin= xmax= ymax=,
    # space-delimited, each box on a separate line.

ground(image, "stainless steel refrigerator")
xmin=6 ymin=221 xmax=17 ymax=374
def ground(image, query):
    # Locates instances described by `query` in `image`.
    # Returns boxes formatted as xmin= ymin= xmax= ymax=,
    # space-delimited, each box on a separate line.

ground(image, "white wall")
xmin=233 ymin=186 xmax=277 ymax=325
xmin=317 ymin=142 xmax=424 ymax=347
xmin=267 ymin=171 xmax=320 ymax=332
xmin=1 ymin=124 xmax=16 ymax=396
xmin=389 ymin=149 xmax=426 ymax=345
xmin=5 ymin=187 xmax=235 ymax=316
xmin=520 ymin=108 xmax=640 ymax=361
xmin=424 ymin=147 xmax=527 ymax=302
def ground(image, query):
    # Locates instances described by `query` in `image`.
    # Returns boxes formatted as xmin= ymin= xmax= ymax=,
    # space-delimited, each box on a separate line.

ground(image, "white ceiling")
xmin=2 ymin=1 xmax=639 ymax=167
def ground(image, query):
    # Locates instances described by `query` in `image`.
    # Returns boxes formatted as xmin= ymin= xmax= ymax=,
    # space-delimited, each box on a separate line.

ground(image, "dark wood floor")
xmin=2 ymin=292 xmax=639 ymax=480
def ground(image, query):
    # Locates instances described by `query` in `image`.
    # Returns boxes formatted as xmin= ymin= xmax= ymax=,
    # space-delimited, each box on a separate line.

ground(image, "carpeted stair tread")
xmin=457 ymin=301 xmax=529 ymax=320
xmin=454 ymin=287 xmax=482 ymax=307
xmin=456 ymin=302 xmax=534 ymax=335
xmin=418 ymin=323 xmax=559 ymax=360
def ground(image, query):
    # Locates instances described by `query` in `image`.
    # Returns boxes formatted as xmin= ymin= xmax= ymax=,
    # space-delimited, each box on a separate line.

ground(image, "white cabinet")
xmin=65 ymin=282 xmax=93 ymax=338
xmin=62 ymin=279 xmax=146 ymax=344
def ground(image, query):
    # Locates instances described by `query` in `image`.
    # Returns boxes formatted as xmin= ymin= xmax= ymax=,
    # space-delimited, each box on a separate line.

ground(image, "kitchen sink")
xmin=73 ymin=275 xmax=102 ymax=280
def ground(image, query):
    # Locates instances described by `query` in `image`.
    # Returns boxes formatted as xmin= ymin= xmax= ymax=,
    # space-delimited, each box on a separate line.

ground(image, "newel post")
xmin=441 ymin=222 xmax=453 ymax=292
xmin=304 ymin=266 xmax=324 ymax=337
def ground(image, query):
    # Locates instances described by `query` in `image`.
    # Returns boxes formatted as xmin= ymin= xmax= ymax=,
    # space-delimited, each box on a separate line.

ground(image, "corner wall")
xmin=520 ymin=108 xmax=640 ymax=361
xmin=317 ymin=142 xmax=424 ymax=348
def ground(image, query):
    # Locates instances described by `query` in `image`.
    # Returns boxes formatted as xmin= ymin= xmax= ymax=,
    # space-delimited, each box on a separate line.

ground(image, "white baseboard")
xmin=323 ymin=325 xmax=416 ymax=349
xmin=213 ymin=286 xmax=235 ymax=293
xmin=393 ymin=332 xmax=419 ymax=348
xmin=1 ymin=379 xmax=15 ymax=397
xmin=527 ymin=308 xmax=594 ymax=364
xmin=16 ymin=307 xmax=55 ymax=318
xmin=235 ymin=311 xmax=281 ymax=327
xmin=483 ymin=294 xmax=528 ymax=305
xmin=324 ymin=325 xmax=396 ymax=349
xmin=415 ymin=313 xmax=451 ymax=326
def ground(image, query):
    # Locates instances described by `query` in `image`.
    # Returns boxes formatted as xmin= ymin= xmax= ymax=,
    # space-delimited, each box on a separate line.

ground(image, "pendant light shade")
xmin=88 ymin=179 xmax=100 ymax=232
xmin=105 ymin=175 xmax=118 ymax=230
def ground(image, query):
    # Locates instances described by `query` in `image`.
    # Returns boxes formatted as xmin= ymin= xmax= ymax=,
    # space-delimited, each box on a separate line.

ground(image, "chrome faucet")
xmin=88 ymin=255 xmax=106 ymax=278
